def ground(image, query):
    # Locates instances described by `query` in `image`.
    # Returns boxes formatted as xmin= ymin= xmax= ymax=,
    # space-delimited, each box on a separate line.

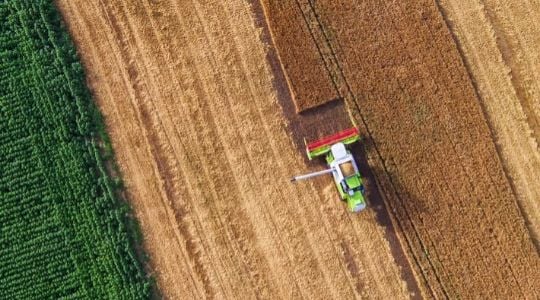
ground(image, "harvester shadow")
xmin=350 ymin=140 xmax=424 ymax=299
xmin=349 ymin=141 xmax=393 ymax=228
xmin=249 ymin=1 xmax=423 ymax=294
xmin=351 ymin=136 xmax=428 ymax=216
xmin=297 ymin=97 xmax=344 ymax=117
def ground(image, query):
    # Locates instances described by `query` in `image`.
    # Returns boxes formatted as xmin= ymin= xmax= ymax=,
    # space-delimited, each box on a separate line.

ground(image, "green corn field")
xmin=0 ymin=1 xmax=150 ymax=298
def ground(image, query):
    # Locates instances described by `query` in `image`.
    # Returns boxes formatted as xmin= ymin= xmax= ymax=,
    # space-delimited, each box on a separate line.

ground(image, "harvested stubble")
xmin=263 ymin=0 xmax=540 ymax=298
xmin=56 ymin=0 xmax=411 ymax=298
xmin=438 ymin=0 xmax=540 ymax=247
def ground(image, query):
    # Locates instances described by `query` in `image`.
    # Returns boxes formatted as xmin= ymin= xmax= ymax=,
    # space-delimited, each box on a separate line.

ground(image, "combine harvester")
xmin=291 ymin=128 xmax=367 ymax=212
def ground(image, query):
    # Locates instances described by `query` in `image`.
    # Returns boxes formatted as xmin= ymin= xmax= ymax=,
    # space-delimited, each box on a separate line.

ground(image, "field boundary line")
xmin=95 ymin=0 xmax=226 ymax=297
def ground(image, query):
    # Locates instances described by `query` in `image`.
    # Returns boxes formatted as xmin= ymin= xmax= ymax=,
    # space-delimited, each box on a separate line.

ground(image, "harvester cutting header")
xmin=291 ymin=128 xmax=367 ymax=212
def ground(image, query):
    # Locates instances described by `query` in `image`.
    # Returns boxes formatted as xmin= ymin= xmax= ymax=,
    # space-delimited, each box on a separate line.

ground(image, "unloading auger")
xmin=291 ymin=128 xmax=367 ymax=212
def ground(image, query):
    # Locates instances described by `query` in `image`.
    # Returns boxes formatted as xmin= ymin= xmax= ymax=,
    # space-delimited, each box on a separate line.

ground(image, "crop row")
xmin=0 ymin=1 xmax=149 ymax=299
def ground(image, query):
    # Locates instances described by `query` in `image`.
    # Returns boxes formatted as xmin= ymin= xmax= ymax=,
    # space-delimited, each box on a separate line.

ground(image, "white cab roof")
xmin=330 ymin=143 xmax=347 ymax=160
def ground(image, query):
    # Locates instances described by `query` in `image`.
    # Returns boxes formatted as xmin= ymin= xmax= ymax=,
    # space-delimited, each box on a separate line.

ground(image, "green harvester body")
xmin=293 ymin=128 xmax=367 ymax=212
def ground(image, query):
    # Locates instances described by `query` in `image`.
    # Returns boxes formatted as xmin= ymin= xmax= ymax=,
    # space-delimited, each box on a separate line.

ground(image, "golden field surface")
xmin=57 ymin=0 xmax=540 ymax=298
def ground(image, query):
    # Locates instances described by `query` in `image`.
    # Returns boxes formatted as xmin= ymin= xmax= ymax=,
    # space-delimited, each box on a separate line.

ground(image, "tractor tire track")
xmin=57 ymin=0 xmax=410 ymax=298
xmin=257 ymin=0 xmax=416 ymax=298
xmin=437 ymin=0 xmax=540 ymax=250
xmin=305 ymin=0 xmax=540 ymax=298
xmin=296 ymin=1 xmax=441 ymax=297
xmin=260 ymin=0 xmax=435 ymax=296
xmin=97 ymin=2 xmax=234 ymax=297
xmin=258 ymin=0 xmax=540 ymax=298
xmin=108 ymin=1 xmax=280 ymax=297
xmin=56 ymin=1 xmax=206 ymax=298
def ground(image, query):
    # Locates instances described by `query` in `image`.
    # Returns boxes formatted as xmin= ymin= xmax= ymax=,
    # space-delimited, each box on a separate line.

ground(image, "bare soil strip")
xmin=437 ymin=0 xmax=540 ymax=247
xmin=260 ymin=2 xmax=338 ymax=112
xmin=56 ymin=0 xmax=410 ymax=298
xmin=263 ymin=0 xmax=540 ymax=298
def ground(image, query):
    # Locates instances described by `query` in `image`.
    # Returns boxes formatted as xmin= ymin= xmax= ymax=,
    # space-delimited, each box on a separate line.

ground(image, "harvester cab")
xmin=291 ymin=128 xmax=367 ymax=212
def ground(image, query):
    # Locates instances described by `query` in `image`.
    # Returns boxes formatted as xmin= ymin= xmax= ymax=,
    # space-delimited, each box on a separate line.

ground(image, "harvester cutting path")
xmin=292 ymin=128 xmax=367 ymax=212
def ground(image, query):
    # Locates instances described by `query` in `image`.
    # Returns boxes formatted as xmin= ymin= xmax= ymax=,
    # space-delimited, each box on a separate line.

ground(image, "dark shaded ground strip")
xmin=250 ymin=1 xmax=423 ymax=298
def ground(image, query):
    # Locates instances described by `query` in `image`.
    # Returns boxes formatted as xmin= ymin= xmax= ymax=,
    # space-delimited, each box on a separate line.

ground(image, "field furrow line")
xmin=480 ymin=0 xmax=540 ymax=236
xmin=57 ymin=2 xmax=204 ymax=298
xmin=296 ymin=2 xmax=446 ymax=296
xmin=438 ymin=0 xmax=540 ymax=254
xmin=91 ymin=5 xmax=218 ymax=298
xmin=112 ymin=3 xmax=263 ymax=298
xmin=218 ymin=2 xmax=374 ymax=298
xmin=481 ymin=0 xmax=540 ymax=142
xmin=69 ymin=1 xmax=225 ymax=297
xmin=295 ymin=0 xmax=540 ymax=298
xmin=100 ymin=16 xmax=214 ymax=300
xmin=171 ymin=5 xmax=290 ymax=298
xmin=198 ymin=1 xmax=352 ymax=297
xmin=170 ymin=7 xmax=298 ymax=300
xmin=128 ymin=2 xmax=257 ymax=297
